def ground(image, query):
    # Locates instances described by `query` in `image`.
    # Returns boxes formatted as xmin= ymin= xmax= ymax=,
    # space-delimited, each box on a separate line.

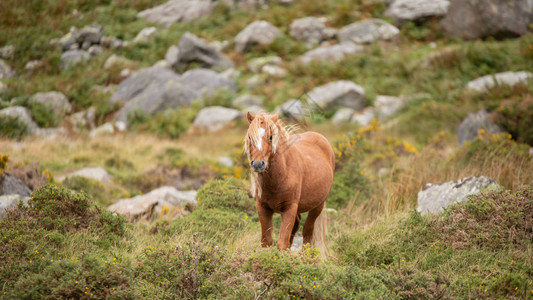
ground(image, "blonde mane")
xmin=244 ymin=113 xmax=296 ymax=199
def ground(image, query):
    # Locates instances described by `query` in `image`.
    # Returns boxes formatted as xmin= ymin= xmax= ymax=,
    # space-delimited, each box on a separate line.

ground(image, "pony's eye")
xmin=269 ymin=136 xmax=272 ymax=141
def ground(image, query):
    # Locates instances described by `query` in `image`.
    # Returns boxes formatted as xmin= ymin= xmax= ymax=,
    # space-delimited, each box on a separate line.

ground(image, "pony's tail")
xmin=310 ymin=210 xmax=330 ymax=260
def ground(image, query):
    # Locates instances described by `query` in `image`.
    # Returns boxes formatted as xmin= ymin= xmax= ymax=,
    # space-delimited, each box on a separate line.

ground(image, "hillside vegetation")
xmin=1 ymin=0 xmax=533 ymax=298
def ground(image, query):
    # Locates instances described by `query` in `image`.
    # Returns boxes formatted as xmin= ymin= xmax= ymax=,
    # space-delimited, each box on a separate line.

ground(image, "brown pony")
xmin=244 ymin=112 xmax=335 ymax=256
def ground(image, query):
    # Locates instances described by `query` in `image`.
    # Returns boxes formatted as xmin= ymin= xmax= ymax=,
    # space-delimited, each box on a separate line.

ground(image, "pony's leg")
xmin=278 ymin=204 xmax=298 ymax=250
xmin=289 ymin=213 xmax=301 ymax=247
xmin=302 ymin=204 xmax=324 ymax=244
xmin=256 ymin=202 xmax=274 ymax=247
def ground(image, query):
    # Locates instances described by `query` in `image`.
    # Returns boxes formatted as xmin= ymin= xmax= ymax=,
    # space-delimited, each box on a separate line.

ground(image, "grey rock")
xmin=466 ymin=71 xmax=533 ymax=93
xmin=242 ymin=105 xmax=264 ymax=115
xmin=24 ymin=60 xmax=45 ymax=72
xmin=233 ymin=94 xmax=264 ymax=108
xmin=374 ymin=95 xmax=407 ymax=120
xmin=351 ymin=107 xmax=375 ymax=126
xmin=235 ymin=20 xmax=282 ymax=53
xmin=218 ymin=156 xmax=234 ymax=167
xmin=290 ymin=235 xmax=303 ymax=251
xmin=220 ymin=0 xmax=267 ymax=9
xmin=338 ymin=18 xmax=399 ymax=44
xmin=103 ymin=54 xmax=131 ymax=70
xmin=0 ymin=106 xmax=39 ymax=134
xmin=76 ymin=24 xmax=104 ymax=45
xmin=88 ymin=45 xmax=103 ymax=56
xmin=245 ymin=74 xmax=265 ymax=90
xmin=34 ymin=127 xmax=67 ymax=140
xmin=112 ymin=67 xmax=196 ymax=122
xmin=108 ymin=186 xmax=197 ymax=221
xmin=1 ymin=174 xmax=31 ymax=197
xmin=165 ymin=45 xmax=180 ymax=67
xmin=307 ymin=80 xmax=366 ymax=110
xmin=133 ymin=27 xmax=157 ymax=43
xmin=0 ymin=194 xmax=30 ymax=221
xmin=298 ymin=42 xmax=364 ymax=65
xmin=247 ymin=56 xmax=282 ymax=73
xmin=0 ymin=45 xmax=15 ymax=59
xmin=69 ymin=107 xmax=96 ymax=130
xmin=457 ymin=109 xmax=504 ymax=146
xmin=58 ymin=27 xmax=79 ymax=51
xmin=417 ymin=176 xmax=499 ymax=214
xmin=529 ymin=148 xmax=533 ymax=156
xmin=277 ymin=99 xmax=308 ymax=119
xmin=289 ymin=17 xmax=328 ymax=48
xmin=442 ymin=0 xmax=533 ymax=40
xmin=138 ymin=0 xmax=214 ymax=27
xmin=179 ymin=68 xmax=237 ymax=96
xmin=62 ymin=167 xmax=112 ymax=184
xmin=331 ymin=108 xmax=355 ymax=125
xmin=30 ymin=92 xmax=72 ymax=116
xmin=193 ymin=106 xmax=241 ymax=131
xmin=101 ymin=36 xmax=124 ymax=49
xmin=261 ymin=65 xmax=286 ymax=78
xmin=385 ymin=0 xmax=450 ymax=25
xmin=0 ymin=59 xmax=15 ymax=79
xmin=89 ymin=123 xmax=114 ymax=138
xmin=60 ymin=50 xmax=90 ymax=69
xmin=173 ymin=32 xmax=234 ymax=70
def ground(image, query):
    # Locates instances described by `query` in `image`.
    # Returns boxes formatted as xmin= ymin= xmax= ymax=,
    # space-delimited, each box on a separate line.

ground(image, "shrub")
xmin=62 ymin=176 xmax=129 ymax=207
xmin=196 ymin=178 xmax=254 ymax=214
xmin=0 ymin=115 xmax=28 ymax=139
xmin=494 ymin=94 xmax=533 ymax=146
xmin=0 ymin=183 xmax=129 ymax=298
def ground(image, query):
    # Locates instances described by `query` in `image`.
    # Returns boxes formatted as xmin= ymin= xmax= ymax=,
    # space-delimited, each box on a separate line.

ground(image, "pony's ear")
xmin=271 ymin=113 xmax=278 ymax=122
xmin=246 ymin=111 xmax=255 ymax=124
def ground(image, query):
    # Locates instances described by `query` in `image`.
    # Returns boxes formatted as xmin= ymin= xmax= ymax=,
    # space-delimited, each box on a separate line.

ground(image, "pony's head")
xmin=244 ymin=112 xmax=288 ymax=173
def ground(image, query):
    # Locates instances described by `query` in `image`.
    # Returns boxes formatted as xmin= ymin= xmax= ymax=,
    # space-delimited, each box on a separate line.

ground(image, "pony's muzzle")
xmin=251 ymin=160 xmax=267 ymax=172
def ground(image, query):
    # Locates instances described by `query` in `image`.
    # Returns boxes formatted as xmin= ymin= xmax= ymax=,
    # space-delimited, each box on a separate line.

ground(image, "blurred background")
xmin=0 ymin=0 xmax=532 ymax=298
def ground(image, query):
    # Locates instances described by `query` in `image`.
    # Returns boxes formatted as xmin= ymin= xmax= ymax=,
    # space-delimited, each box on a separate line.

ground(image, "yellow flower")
xmin=50 ymin=259 xmax=53 ymax=262
xmin=105 ymin=261 xmax=108 ymax=264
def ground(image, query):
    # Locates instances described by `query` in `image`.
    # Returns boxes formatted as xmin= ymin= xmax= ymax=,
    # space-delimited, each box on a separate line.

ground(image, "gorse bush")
xmin=0 ymin=115 xmax=28 ymax=139
xmin=0 ymin=183 xmax=129 ymax=299
xmin=196 ymin=178 xmax=254 ymax=213
xmin=128 ymin=107 xmax=196 ymax=139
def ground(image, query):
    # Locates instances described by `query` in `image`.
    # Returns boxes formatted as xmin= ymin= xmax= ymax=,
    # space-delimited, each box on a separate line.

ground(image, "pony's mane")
xmin=244 ymin=113 xmax=297 ymax=199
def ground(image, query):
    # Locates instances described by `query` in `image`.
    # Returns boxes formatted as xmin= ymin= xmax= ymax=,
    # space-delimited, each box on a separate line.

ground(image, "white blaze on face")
xmin=256 ymin=128 xmax=265 ymax=150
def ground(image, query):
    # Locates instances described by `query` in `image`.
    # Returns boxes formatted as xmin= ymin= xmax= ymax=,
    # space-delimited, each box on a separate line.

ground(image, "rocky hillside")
xmin=1 ymin=0 xmax=533 ymax=298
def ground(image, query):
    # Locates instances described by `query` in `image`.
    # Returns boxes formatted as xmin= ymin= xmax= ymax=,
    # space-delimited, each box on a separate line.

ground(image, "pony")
xmin=244 ymin=112 xmax=335 ymax=256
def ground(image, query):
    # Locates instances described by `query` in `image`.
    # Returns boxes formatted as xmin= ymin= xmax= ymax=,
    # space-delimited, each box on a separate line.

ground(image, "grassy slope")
xmin=1 ymin=0 xmax=533 ymax=298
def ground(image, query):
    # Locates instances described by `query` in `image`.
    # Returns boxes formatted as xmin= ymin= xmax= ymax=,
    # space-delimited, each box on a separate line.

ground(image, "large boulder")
xmin=289 ymin=17 xmax=328 ymax=48
xmin=112 ymin=67 xmax=195 ymax=122
xmin=385 ymin=0 xmax=450 ymax=25
xmin=307 ymin=80 xmax=366 ymax=110
xmin=137 ymin=0 xmax=214 ymax=27
xmin=59 ymin=25 xmax=104 ymax=51
xmin=0 ymin=174 xmax=31 ymax=197
xmin=30 ymin=92 xmax=72 ymax=116
xmin=338 ymin=19 xmax=399 ymax=44
xmin=277 ymin=99 xmax=308 ymax=120
xmin=352 ymin=107 xmax=375 ymax=127
xmin=108 ymin=186 xmax=197 ymax=221
xmin=234 ymin=20 xmax=282 ymax=53
xmin=62 ymin=167 xmax=112 ymax=184
xmin=0 ymin=194 xmax=30 ymax=221
xmin=331 ymin=108 xmax=355 ymax=125
xmin=193 ymin=106 xmax=241 ymax=131
xmin=112 ymin=67 xmax=235 ymax=122
xmin=0 ymin=59 xmax=15 ymax=79
xmin=0 ymin=106 xmax=39 ymax=134
xmin=374 ymin=95 xmax=407 ymax=120
xmin=466 ymin=71 xmax=533 ymax=93
xmin=60 ymin=50 xmax=90 ymax=69
xmin=179 ymin=68 xmax=237 ymax=95
xmin=417 ymin=176 xmax=499 ymax=214
xmin=233 ymin=94 xmax=263 ymax=108
xmin=171 ymin=32 xmax=234 ymax=70
xmin=298 ymin=42 xmax=364 ymax=65
xmin=457 ymin=109 xmax=504 ymax=146
xmin=442 ymin=0 xmax=533 ymax=40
